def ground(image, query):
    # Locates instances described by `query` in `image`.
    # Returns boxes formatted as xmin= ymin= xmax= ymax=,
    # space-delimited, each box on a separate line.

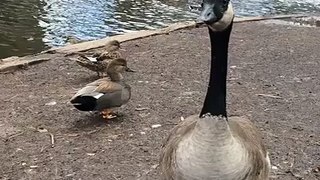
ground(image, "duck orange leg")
xmin=100 ymin=109 xmax=117 ymax=120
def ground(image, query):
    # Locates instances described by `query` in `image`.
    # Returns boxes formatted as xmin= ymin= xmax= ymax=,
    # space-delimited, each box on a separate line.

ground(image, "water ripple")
xmin=0 ymin=0 xmax=319 ymax=58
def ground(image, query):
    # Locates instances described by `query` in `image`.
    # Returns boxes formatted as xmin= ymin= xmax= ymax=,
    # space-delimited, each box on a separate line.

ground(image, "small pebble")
xmin=37 ymin=127 xmax=48 ymax=133
xmin=151 ymin=124 xmax=162 ymax=129
xmin=66 ymin=173 xmax=75 ymax=177
xmin=45 ymin=101 xmax=57 ymax=106
xmin=139 ymin=113 xmax=150 ymax=118
xmin=140 ymin=132 xmax=146 ymax=135
xmin=16 ymin=148 xmax=23 ymax=152
xmin=143 ymin=127 xmax=151 ymax=131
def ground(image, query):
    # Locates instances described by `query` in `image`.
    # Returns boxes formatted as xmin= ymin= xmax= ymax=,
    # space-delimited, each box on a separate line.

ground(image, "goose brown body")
xmin=160 ymin=115 xmax=270 ymax=180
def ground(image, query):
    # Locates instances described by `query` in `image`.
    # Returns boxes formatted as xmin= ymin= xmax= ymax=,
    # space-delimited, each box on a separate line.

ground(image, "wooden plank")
xmin=0 ymin=56 xmax=50 ymax=73
xmin=46 ymin=21 xmax=198 ymax=54
xmin=0 ymin=14 xmax=311 ymax=73
xmin=45 ymin=14 xmax=308 ymax=54
xmin=234 ymin=14 xmax=308 ymax=23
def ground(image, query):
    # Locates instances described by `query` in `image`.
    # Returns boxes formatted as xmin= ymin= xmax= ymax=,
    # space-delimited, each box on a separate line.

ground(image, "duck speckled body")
xmin=75 ymin=40 xmax=123 ymax=77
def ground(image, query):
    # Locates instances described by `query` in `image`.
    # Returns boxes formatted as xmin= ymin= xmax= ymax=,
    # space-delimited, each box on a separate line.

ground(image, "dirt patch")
xmin=0 ymin=22 xmax=319 ymax=180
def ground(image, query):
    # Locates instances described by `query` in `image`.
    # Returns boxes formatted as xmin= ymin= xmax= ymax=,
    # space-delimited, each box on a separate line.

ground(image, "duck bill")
xmin=125 ymin=67 xmax=135 ymax=72
xmin=120 ymin=47 xmax=126 ymax=51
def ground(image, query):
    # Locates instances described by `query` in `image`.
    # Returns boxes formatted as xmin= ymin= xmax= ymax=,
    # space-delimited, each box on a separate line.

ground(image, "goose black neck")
xmin=200 ymin=22 xmax=233 ymax=117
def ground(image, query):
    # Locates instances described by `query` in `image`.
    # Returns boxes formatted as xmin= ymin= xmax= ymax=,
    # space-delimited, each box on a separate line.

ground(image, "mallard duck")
xmin=160 ymin=1 xmax=270 ymax=180
xmin=70 ymin=58 xmax=132 ymax=120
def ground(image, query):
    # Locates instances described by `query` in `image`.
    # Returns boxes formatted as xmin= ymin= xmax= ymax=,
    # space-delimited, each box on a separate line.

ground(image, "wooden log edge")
xmin=0 ymin=14 xmax=310 ymax=73
xmin=0 ymin=55 xmax=51 ymax=73
xmin=49 ymin=14 xmax=309 ymax=54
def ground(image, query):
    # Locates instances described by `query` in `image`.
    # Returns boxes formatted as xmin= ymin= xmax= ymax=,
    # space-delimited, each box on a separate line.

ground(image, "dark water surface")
xmin=0 ymin=0 xmax=319 ymax=58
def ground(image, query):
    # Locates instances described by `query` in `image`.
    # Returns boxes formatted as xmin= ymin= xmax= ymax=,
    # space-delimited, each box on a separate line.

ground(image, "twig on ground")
xmin=49 ymin=133 xmax=55 ymax=147
xmin=7 ymin=132 xmax=24 ymax=140
xmin=4 ymin=94 xmax=19 ymax=102
xmin=257 ymin=94 xmax=283 ymax=99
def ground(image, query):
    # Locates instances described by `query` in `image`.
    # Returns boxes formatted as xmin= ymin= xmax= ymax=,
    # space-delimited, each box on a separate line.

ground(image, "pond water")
xmin=0 ymin=0 xmax=319 ymax=58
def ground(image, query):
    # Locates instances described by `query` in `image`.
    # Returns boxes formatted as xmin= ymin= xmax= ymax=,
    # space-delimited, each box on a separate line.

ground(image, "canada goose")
xmin=70 ymin=58 xmax=132 ymax=120
xmin=159 ymin=1 xmax=270 ymax=180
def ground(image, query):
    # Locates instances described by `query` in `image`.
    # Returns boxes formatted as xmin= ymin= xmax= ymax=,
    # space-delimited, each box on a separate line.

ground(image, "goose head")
xmin=199 ymin=0 xmax=234 ymax=31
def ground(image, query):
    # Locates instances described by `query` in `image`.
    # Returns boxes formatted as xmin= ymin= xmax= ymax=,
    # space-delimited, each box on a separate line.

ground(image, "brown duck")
xmin=74 ymin=40 xmax=132 ymax=77
xmin=93 ymin=40 xmax=122 ymax=61
xmin=159 ymin=1 xmax=270 ymax=180
xmin=75 ymin=54 xmax=109 ymax=77
xmin=70 ymin=58 xmax=132 ymax=120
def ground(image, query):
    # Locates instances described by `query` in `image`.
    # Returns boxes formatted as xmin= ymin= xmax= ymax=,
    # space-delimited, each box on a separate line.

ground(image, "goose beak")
xmin=125 ymin=67 xmax=135 ymax=72
xmin=199 ymin=4 xmax=217 ymax=25
xmin=198 ymin=2 xmax=234 ymax=31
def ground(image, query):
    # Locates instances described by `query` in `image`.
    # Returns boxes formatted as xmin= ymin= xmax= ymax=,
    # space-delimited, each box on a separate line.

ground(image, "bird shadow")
xmin=70 ymin=75 xmax=100 ymax=85
xmin=70 ymin=112 xmax=126 ymax=132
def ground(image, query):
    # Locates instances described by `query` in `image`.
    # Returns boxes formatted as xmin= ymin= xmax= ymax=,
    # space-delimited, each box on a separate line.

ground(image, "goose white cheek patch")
xmin=208 ymin=3 xmax=234 ymax=32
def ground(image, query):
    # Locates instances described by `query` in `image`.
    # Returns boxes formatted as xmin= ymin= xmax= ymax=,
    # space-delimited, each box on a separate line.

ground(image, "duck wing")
xmin=96 ymin=51 xmax=122 ymax=61
xmin=75 ymin=54 xmax=107 ymax=72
